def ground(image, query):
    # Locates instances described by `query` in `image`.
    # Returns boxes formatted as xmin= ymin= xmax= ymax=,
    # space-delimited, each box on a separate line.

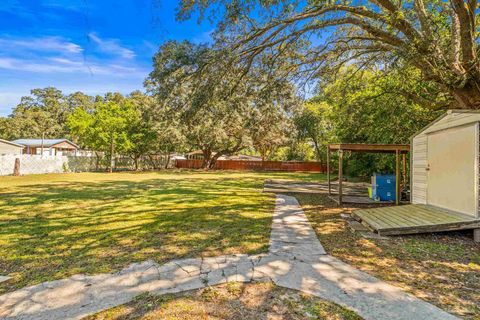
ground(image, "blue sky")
xmin=0 ymin=0 xmax=216 ymax=116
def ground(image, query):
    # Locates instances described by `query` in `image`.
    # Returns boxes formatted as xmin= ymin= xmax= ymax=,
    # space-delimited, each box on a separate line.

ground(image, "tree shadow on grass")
xmin=0 ymin=175 xmax=274 ymax=293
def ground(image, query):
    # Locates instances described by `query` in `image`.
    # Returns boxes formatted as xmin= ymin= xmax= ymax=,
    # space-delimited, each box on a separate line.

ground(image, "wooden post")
xmin=13 ymin=158 xmax=20 ymax=176
xmin=327 ymin=146 xmax=331 ymax=196
xmin=402 ymin=153 xmax=407 ymax=187
xmin=395 ymin=149 xmax=400 ymax=205
xmin=474 ymin=229 xmax=480 ymax=243
xmin=338 ymin=149 xmax=343 ymax=205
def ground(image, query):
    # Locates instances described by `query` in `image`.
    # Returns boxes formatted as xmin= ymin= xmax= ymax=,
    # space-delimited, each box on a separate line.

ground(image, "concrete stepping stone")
xmin=347 ymin=220 xmax=371 ymax=232
xmin=0 ymin=276 xmax=10 ymax=284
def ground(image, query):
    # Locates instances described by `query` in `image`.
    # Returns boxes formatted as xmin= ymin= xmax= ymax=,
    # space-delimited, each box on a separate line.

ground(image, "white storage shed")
xmin=411 ymin=110 xmax=480 ymax=218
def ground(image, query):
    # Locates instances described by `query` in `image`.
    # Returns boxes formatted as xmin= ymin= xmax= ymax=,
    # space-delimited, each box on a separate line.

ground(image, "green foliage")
xmin=294 ymin=101 xmax=332 ymax=162
xmin=176 ymin=0 xmax=480 ymax=109
xmin=2 ymin=87 xmax=68 ymax=140
xmin=68 ymin=97 xmax=139 ymax=169
xmin=308 ymin=67 xmax=443 ymax=176
xmin=147 ymin=40 xmax=298 ymax=168
xmin=274 ymin=142 xmax=316 ymax=162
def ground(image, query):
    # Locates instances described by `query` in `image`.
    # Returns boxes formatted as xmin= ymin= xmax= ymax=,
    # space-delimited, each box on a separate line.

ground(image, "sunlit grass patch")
xmin=0 ymin=170 xmax=325 ymax=293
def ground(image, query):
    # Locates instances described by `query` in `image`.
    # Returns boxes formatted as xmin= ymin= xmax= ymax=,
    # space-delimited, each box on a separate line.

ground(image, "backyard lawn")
xmin=295 ymin=193 xmax=480 ymax=319
xmin=0 ymin=170 xmax=324 ymax=294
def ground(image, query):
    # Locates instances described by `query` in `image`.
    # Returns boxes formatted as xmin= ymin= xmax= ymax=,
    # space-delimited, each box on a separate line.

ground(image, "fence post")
xmin=13 ymin=158 xmax=20 ymax=176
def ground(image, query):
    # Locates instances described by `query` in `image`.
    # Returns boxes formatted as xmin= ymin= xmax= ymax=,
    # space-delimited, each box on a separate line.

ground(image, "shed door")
xmin=427 ymin=124 xmax=478 ymax=216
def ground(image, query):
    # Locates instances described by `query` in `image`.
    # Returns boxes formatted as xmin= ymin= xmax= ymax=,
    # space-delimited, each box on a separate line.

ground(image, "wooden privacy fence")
xmin=175 ymin=159 xmax=327 ymax=172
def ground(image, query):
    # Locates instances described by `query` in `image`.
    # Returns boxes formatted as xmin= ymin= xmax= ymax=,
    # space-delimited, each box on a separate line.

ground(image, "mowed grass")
xmin=0 ymin=170 xmax=325 ymax=293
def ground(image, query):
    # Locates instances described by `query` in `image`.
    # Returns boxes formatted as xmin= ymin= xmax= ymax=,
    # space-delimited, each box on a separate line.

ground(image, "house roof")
xmin=0 ymin=138 xmax=24 ymax=148
xmin=225 ymin=154 xmax=263 ymax=160
xmin=12 ymin=139 xmax=79 ymax=149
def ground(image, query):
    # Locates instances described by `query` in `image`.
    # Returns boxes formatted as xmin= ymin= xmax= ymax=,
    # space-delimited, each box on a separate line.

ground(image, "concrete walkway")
xmin=0 ymin=195 xmax=458 ymax=320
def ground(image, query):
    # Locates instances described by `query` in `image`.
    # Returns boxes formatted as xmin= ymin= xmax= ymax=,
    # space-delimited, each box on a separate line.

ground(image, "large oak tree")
xmin=177 ymin=0 xmax=480 ymax=109
xmin=147 ymin=40 xmax=298 ymax=168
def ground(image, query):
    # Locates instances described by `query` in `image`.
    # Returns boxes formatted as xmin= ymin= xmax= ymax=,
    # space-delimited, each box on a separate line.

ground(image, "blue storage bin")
xmin=371 ymin=173 xmax=396 ymax=201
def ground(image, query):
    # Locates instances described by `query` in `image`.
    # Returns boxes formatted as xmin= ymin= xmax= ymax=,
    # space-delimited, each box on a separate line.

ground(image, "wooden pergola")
xmin=327 ymin=143 xmax=410 ymax=205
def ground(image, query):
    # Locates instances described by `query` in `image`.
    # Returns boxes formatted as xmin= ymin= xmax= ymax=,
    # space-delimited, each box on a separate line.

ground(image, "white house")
xmin=0 ymin=139 xmax=24 ymax=155
xmin=12 ymin=139 xmax=79 ymax=156
xmin=411 ymin=110 xmax=480 ymax=217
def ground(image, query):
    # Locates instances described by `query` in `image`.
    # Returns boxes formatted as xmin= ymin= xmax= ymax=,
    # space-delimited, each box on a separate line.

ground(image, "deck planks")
xmin=353 ymin=204 xmax=480 ymax=236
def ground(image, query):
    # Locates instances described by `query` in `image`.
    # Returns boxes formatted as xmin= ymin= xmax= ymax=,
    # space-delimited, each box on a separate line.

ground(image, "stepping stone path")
xmin=0 ymin=277 xmax=10 ymax=284
xmin=0 ymin=194 xmax=458 ymax=320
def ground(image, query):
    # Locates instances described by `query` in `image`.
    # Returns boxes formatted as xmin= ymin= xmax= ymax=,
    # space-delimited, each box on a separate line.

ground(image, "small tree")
xmin=250 ymin=104 xmax=293 ymax=161
xmin=68 ymin=97 xmax=138 ymax=172
xmin=294 ymin=102 xmax=332 ymax=163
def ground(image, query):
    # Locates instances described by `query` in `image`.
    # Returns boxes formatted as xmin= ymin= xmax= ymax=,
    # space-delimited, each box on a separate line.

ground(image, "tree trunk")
xmin=94 ymin=151 xmax=101 ymax=171
xmin=450 ymin=81 xmax=480 ymax=109
xmin=201 ymin=149 xmax=212 ymax=169
xmin=41 ymin=132 xmax=45 ymax=156
xmin=13 ymin=158 xmax=20 ymax=176
xmin=164 ymin=154 xmax=171 ymax=169
xmin=260 ymin=147 xmax=267 ymax=162
xmin=208 ymin=153 xmax=223 ymax=169
xmin=312 ymin=139 xmax=322 ymax=163
xmin=147 ymin=154 xmax=157 ymax=169
xmin=134 ymin=155 xmax=140 ymax=171
xmin=109 ymin=137 xmax=115 ymax=173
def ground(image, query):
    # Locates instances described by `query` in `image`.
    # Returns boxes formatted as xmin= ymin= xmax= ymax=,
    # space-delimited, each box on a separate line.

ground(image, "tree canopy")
xmin=147 ymin=40 xmax=299 ymax=168
xmin=177 ymin=0 xmax=480 ymax=109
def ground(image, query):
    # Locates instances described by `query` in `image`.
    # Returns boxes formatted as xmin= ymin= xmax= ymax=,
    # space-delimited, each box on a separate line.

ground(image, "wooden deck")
xmin=353 ymin=204 xmax=480 ymax=236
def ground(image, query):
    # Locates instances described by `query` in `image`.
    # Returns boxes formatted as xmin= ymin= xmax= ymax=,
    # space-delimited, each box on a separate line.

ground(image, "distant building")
xmin=222 ymin=154 xmax=262 ymax=161
xmin=170 ymin=153 xmax=186 ymax=160
xmin=185 ymin=150 xmax=205 ymax=160
xmin=185 ymin=150 xmax=262 ymax=161
xmin=0 ymin=139 xmax=24 ymax=155
xmin=13 ymin=139 xmax=79 ymax=156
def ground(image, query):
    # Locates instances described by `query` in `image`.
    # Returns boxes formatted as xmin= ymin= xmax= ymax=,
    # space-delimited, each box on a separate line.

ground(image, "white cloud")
xmin=40 ymin=0 xmax=83 ymax=12
xmin=88 ymin=32 xmax=136 ymax=59
xmin=0 ymin=57 xmax=146 ymax=76
xmin=0 ymin=36 xmax=83 ymax=54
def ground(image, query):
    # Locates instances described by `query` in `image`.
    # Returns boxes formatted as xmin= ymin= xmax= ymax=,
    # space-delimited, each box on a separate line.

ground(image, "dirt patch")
xmin=295 ymin=193 xmax=480 ymax=319
xmin=86 ymin=282 xmax=362 ymax=320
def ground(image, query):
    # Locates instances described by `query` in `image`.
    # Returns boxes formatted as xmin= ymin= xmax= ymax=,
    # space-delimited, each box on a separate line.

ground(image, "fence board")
xmin=175 ymin=159 xmax=326 ymax=172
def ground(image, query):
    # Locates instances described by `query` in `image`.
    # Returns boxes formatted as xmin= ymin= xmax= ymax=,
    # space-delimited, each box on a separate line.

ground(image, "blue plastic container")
xmin=371 ymin=173 xmax=396 ymax=201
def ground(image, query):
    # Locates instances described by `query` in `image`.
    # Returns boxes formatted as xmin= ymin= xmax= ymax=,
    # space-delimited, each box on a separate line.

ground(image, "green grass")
xmin=0 ymin=170 xmax=325 ymax=293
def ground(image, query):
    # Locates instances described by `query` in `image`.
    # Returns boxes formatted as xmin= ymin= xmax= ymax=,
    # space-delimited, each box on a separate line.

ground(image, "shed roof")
xmin=0 ymin=138 xmax=24 ymax=148
xmin=328 ymin=143 xmax=410 ymax=153
xmin=12 ymin=139 xmax=79 ymax=149
xmin=411 ymin=109 xmax=480 ymax=139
